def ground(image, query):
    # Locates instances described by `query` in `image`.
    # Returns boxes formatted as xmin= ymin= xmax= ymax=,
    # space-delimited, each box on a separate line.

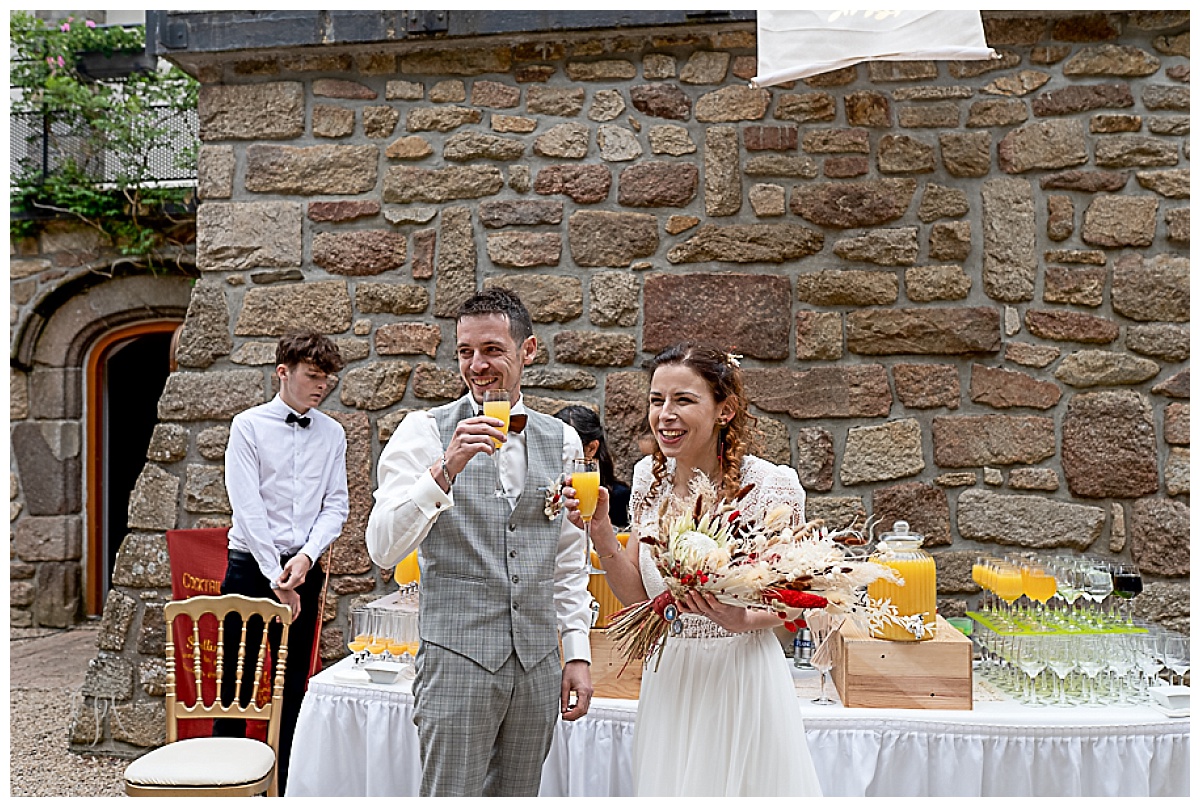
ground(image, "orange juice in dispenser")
xmin=867 ymin=521 xmax=937 ymax=641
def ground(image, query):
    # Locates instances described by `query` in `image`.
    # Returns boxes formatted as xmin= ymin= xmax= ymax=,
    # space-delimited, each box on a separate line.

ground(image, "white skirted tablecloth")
xmin=286 ymin=656 xmax=1189 ymax=797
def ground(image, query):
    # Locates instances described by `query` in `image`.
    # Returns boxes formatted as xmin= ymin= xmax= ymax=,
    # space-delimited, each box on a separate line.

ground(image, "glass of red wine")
xmin=1111 ymin=563 xmax=1143 ymax=625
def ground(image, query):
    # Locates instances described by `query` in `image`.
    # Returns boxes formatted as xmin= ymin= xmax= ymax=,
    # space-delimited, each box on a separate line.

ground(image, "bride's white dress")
xmin=629 ymin=455 xmax=823 ymax=796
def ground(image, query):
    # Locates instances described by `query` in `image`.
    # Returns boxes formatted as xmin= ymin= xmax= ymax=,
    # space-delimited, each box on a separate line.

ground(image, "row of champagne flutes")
xmin=347 ymin=602 xmax=420 ymax=667
xmin=974 ymin=624 xmax=1189 ymax=707
xmin=973 ymin=553 xmax=1143 ymax=631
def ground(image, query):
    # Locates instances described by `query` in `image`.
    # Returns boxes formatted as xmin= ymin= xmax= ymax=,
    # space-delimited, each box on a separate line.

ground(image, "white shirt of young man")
xmin=365 ymin=397 xmax=592 ymax=665
xmin=225 ymin=395 xmax=349 ymax=582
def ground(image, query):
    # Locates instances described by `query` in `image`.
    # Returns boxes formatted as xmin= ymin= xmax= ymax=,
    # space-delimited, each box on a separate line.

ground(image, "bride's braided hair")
xmin=641 ymin=342 xmax=755 ymax=507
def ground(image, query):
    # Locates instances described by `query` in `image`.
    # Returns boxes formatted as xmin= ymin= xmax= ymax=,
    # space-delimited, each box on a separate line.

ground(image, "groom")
xmin=366 ymin=288 xmax=593 ymax=796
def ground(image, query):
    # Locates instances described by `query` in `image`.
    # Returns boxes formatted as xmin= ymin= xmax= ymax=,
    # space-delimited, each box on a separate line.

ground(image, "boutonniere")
xmin=542 ymin=474 xmax=567 ymax=519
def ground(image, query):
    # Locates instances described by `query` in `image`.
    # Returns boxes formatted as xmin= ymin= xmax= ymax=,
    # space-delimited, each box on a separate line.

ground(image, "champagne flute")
xmin=972 ymin=555 xmax=999 ymax=613
xmin=383 ymin=611 xmax=406 ymax=661
xmin=397 ymin=609 xmax=418 ymax=665
xmin=347 ymin=608 xmax=370 ymax=667
xmin=483 ymin=389 xmax=511 ymax=498
xmin=1162 ymin=635 xmax=1190 ymax=686
xmin=572 ymin=458 xmax=601 ymax=574
xmin=365 ymin=610 xmax=388 ymax=661
xmin=807 ymin=610 xmax=840 ymax=705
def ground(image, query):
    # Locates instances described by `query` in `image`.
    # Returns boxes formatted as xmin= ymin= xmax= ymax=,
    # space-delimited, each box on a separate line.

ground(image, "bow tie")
xmin=508 ymin=414 xmax=528 ymax=434
xmin=286 ymin=412 xmax=311 ymax=428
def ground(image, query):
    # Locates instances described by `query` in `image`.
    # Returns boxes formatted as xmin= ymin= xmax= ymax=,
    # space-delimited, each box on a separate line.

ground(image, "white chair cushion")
xmin=124 ymin=737 xmax=275 ymax=787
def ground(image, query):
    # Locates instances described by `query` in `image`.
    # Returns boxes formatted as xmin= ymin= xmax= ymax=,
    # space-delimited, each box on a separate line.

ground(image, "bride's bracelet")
xmin=596 ymin=545 xmax=622 ymax=560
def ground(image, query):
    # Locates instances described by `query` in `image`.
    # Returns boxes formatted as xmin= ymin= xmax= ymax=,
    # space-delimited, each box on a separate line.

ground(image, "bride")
xmin=566 ymin=342 xmax=823 ymax=796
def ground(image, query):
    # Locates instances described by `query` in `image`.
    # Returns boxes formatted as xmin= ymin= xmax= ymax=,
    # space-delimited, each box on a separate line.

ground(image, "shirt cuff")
xmin=561 ymin=629 xmax=592 ymax=665
xmin=413 ymin=465 xmax=454 ymax=519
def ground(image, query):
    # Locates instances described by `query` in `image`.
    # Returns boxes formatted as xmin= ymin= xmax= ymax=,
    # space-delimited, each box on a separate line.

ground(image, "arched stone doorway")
xmin=83 ymin=321 xmax=181 ymax=614
xmin=11 ymin=272 xmax=193 ymax=625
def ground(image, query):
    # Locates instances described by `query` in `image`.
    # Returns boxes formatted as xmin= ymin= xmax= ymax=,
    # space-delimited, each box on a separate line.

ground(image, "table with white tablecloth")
xmin=286 ymin=656 xmax=1189 ymax=797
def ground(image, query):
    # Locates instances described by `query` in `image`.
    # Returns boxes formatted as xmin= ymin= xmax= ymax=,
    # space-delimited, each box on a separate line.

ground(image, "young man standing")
xmin=216 ymin=329 xmax=348 ymax=794
xmin=366 ymin=288 xmax=593 ymax=797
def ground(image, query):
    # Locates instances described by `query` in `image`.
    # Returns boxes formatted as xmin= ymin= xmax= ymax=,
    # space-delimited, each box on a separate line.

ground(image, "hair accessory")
xmin=726 ymin=352 xmax=743 ymax=368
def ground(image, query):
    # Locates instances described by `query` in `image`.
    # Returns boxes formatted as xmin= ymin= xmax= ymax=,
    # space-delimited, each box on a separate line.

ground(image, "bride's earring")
xmin=716 ymin=419 xmax=728 ymax=468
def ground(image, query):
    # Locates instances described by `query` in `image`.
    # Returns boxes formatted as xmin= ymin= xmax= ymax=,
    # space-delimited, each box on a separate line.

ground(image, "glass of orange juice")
xmin=365 ymin=610 xmax=388 ymax=660
xmin=993 ymin=563 xmax=1024 ymax=625
xmin=347 ymin=608 xmax=370 ymax=667
xmin=1023 ymin=565 xmax=1056 ymax=622
xmin=382 ymin=611 xmax=406 ymax=661
xmin=402 ymin=609 xmax=420 ymax=661
xmin=394 ymin=550 xmax=420 ymax=587
xmin=483 ymin=389 xmax=511 ymax=497
xmin=572 ymin=458 xmax=600 ymax=571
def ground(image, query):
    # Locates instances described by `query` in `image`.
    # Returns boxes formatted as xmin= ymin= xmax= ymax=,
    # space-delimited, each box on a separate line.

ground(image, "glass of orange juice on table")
xmin=572 ymin=458 xmax=601 ymax=571
xmin=401 ymin=610 xmax=420 ymax=661
xmin=365 ymin=610 xmax=388 ymax=660
xmin=483 ymin=389 xmax=511 ymax=497
xmin=1022 ymin=565 xmax=1056 ymax=621
xmin=993 ymin=563 xmax=1025 ymax=625
xmin=383 ymin=611 xmax=407 ymax=661
xmin=347 ymin=608 xmax=370 ymax=667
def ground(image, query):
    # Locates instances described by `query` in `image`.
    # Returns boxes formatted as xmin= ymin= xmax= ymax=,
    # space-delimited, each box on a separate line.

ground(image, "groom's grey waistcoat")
xmin=421 ymin=397 xmax=566 ymax=673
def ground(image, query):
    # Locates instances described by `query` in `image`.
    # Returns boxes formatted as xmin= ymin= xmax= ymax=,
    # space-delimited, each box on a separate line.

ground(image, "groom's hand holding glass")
xmin=432 ymin=402 xmax=513 ymax=494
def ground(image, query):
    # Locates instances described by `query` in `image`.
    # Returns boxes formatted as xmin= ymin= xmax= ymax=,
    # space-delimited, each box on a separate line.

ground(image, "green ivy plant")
xmin=10 ymin=12 xmax=200 ymax=269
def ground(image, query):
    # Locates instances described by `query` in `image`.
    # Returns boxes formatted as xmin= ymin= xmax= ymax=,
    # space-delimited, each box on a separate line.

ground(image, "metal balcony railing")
xmin=10 ymin=99 xmax=199 ymax=190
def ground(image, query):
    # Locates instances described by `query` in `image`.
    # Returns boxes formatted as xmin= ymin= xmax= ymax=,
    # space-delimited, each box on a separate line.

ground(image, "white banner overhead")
xmin=750 ymin=9 xmax=998 ymax=88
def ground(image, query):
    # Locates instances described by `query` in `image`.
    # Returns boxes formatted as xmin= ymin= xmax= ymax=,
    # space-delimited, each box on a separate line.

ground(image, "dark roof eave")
xmin=147 ymin=9 xmax=759 ymax=59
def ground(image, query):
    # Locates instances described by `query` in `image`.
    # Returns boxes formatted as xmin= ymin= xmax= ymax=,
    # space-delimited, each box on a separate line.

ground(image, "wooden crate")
xmin=830 ymin=614 xmax=972 ymax=710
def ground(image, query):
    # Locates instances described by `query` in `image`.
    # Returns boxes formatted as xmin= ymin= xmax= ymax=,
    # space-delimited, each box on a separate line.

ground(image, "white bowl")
xmin=364 ymin=661 xmax=406 ymax=685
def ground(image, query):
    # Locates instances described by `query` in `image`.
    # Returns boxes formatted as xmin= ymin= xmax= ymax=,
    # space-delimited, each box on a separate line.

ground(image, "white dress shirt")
xmin=365 ymin=396 xmax=592 ymax=664
xmin=225 ymin=395 xmax=349 ymax=583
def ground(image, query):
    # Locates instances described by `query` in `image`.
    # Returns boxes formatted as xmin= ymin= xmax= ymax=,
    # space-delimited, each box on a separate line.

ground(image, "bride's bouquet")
xmin=606 ymin=474 xmax=904 ymax=670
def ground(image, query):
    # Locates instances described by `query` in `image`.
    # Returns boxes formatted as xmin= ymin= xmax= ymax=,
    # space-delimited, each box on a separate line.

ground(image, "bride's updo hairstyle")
xmin=643 ymin=341 xmax=754 ymax=502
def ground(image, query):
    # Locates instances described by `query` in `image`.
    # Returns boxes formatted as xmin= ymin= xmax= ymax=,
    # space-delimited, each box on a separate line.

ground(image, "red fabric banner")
xmin=166 ymin=528 xmax=268 ymax=740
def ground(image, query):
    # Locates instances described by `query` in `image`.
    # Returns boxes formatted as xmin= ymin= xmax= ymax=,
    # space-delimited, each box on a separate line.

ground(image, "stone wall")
xmin=72 ymin=11 xmax=1189 ymax=755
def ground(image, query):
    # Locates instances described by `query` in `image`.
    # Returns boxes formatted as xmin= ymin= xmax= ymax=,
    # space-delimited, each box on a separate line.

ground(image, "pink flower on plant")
xmin=60 ymin=22 xmax=70 ymax=32
xmin=85 ymin=20 xmax=97 ymax=28
xmin=57 ymin=55 xmax=65 ymax=67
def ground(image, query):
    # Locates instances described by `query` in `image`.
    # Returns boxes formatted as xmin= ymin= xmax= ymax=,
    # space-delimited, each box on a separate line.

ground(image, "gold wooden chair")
xmin=124 ymin=593 xmax=293 ymax=797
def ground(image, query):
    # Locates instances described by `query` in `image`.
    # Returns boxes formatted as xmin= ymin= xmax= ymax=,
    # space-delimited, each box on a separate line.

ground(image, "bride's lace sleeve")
xmin=743 ymin=456 xmax=808 ymax=530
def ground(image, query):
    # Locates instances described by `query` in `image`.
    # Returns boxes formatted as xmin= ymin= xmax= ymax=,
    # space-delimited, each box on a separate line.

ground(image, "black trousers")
xmin=213 ymin=550 xmax=324 ymax=794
